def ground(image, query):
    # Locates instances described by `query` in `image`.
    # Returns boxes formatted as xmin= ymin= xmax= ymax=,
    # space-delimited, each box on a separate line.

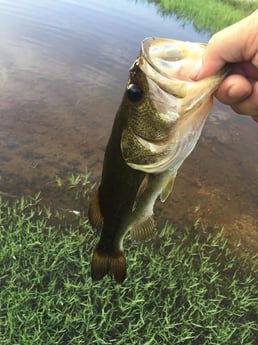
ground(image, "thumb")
xmin=190 ymin=51 xmax=226 ymax=80
xmin=191 ymin=10 xmax=258 ymax=80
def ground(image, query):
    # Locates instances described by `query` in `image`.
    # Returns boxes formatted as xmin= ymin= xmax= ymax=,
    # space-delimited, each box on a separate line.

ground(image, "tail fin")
xmin=91 ymin=247 xmax=126 ymax=283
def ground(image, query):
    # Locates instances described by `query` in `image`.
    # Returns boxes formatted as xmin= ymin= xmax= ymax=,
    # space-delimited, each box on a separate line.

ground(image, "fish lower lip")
xmin=142 ymin=37 xmax=231 ymax=81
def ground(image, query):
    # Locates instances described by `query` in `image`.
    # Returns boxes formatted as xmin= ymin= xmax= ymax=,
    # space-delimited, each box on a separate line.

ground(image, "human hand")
xmin=191 ymin=10 xmax=258 ymax=122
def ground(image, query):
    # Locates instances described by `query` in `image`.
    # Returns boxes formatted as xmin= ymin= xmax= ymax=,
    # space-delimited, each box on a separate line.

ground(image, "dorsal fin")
xmin=130 ymin=216 xmax=156 ymax=242
xmin=88 ymin=189 xmax=103 ymax=230
xmin=160 ymin=173 xmax=176 ymax=203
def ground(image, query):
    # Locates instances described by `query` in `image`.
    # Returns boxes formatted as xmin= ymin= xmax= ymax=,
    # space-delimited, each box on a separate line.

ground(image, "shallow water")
xmin=0 ymin=0 xmax=257 ymax=255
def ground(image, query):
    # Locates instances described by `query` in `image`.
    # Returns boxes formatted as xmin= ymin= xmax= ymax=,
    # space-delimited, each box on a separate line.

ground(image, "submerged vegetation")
xmin=0 ymin=174 xmax=257 ymax=344
xmin=147 ymin=0 xmax=258 ymax=33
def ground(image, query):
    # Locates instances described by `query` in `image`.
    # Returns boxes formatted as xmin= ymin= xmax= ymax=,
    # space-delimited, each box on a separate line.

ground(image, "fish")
xmin=88 ymin=37 xmax=229 ymax=283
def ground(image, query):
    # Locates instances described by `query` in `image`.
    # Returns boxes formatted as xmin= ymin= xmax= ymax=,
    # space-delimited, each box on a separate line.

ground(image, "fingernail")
xmin=189 ymin=59 xmax=202 ymax=80
xmin=227 ymin=84 xmax=249 ymax=99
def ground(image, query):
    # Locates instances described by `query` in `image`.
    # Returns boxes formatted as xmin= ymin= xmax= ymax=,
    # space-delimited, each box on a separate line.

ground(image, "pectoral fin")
xmin=88 ymin=189 xmax=103 ymax=230
xmin=132 ymin=174 xmax=149 ymax=212
xmin=130 ymin=216 xmax=156 ymax=242
xmin=160 ymin=173 xmax=176 ymax=202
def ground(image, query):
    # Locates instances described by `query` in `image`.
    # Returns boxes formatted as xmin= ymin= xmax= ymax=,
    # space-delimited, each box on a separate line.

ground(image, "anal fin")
xmin=88 ymin=189 xmax=103 ymax=230
xmin=91 ymin=246 xmax=126 ymax=283
xmin=130 ymin=216 xmax=156 ymax=242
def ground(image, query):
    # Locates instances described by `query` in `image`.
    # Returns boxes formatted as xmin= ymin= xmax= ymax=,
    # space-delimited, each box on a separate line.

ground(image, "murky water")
xmin=0 ymin=0 xmax=257 ymax=255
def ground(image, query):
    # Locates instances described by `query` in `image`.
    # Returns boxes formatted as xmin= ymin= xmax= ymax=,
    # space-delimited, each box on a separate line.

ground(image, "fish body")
xmin=88 ymin=37 xmax=229 ymax=283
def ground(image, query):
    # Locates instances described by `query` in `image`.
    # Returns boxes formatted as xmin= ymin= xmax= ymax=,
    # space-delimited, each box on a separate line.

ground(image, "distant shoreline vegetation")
xmin=148 ymin=0 xmax=258 ymax=33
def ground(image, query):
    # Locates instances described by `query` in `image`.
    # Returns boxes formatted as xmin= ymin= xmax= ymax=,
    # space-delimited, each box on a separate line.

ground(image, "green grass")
xmin=0 ymin=177 xmax=257 ymax=344
xmin=148 ymin=0 xmax=258 ymax=33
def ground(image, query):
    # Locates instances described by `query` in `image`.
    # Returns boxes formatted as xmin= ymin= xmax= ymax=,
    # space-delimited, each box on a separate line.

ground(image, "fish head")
xmin=121 ymin=37 xmax=230 ymax=173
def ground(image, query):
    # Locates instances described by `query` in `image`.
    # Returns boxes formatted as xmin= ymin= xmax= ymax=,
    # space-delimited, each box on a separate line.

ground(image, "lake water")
xmin=0 ymin=0 xmax=257 ymax=255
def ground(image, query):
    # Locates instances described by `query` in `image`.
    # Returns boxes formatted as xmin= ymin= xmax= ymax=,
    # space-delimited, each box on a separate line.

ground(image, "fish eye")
xmin=126 ymin=84 xmax=143 ymax=102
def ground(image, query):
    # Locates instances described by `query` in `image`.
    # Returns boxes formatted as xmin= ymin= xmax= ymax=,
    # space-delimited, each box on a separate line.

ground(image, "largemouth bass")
xmin=88 ymin=37 xmax=229 ymax=283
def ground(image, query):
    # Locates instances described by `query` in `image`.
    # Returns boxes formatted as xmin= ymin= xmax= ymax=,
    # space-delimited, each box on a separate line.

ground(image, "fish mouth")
xmin=141 ymin=37 xmax=207 ymax=82
xmin=138 ymin=37 xmax=229 ymax=110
